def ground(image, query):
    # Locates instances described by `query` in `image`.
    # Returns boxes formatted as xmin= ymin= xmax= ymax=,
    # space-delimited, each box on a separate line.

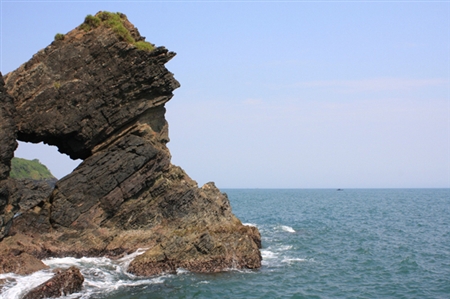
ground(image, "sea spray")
xmin=0 ymin=270 xmax=54 ymax=299
xmin=0 ymin=248 xmax=162 ymax=299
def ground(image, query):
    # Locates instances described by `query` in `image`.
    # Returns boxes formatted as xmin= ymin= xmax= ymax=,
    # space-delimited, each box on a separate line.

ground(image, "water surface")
xmin=1 ymin=189 xmax=449 ymax=298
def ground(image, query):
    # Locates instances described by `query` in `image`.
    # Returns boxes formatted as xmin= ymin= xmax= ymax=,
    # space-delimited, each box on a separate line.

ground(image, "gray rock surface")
xmin=0 ymin=73 xmax=18 ymax=240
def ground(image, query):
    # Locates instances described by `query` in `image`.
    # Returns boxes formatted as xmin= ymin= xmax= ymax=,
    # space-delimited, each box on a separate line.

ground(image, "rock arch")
xmin=0 ymin=12 xmax=261 ymax=276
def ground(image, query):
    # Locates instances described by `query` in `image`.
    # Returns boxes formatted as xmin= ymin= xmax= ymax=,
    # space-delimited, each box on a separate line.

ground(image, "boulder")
xmin=22 ymin=266 xmax=84 ymax=299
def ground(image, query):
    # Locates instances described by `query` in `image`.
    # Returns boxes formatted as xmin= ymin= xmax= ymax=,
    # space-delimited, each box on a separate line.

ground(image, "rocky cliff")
xmin=0 ymin=11 xmax=261 ymax=276
xmin=0 ymin=73 xmax=18 ymax=240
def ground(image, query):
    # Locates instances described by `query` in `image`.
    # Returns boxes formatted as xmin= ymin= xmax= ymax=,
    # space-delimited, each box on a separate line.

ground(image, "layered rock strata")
xmin=0 ymin=73 xmax=18 ymax=240
xmin=0 ymin=12 xmax=261 ymax=276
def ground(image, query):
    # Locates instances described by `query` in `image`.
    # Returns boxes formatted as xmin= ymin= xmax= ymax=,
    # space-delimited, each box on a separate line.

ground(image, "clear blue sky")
xmin=1 ymin=0 xmax=449 ymax=188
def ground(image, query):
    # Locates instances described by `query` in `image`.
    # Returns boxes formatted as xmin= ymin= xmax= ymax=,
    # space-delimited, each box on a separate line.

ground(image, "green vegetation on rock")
xmin=81 ymin=14 xmax=101 ymax=31
xmin=79 ymin=11 xmax=154 ymax=52
xmin=134 ymin=41 xmax=155 ymax=52
xmin=10 ymin=157 xmax=55 ymax=180
xmin=54 ymin=33 xmax=65 ymax=41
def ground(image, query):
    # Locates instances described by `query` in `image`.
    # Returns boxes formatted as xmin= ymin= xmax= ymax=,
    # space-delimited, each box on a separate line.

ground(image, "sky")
xmin=0 ymin=0 xmax=449 ymax=188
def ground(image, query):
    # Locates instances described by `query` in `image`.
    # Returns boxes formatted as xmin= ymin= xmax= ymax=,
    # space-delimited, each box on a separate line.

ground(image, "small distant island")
xmin=10 ymin=157 xmax=55 ymax=180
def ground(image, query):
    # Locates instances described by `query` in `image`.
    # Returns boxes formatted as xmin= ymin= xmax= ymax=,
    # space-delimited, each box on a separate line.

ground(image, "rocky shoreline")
xmin=0 ymin=11 xmax=261 ymax=297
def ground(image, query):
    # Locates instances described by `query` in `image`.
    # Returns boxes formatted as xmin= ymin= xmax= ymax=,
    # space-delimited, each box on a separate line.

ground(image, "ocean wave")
xmin=0 ymin=270 xmax=54 ymax=299
xmin=0 ymin=248 xmax=164 ymax=299
xmin=280 ymin=225 xmax=296 ymax=233
xmin=278 ymin=245 xmax=293 ymax=251
xmin=176 ymin=268 xmax=190 ymax=274
xmin=281 ymin=257 xmax=308 ymax=263
xmin=261 ymin=249 xmax=278 ymax=260
xmin=116 ymin=248 xmax=148 ymax=273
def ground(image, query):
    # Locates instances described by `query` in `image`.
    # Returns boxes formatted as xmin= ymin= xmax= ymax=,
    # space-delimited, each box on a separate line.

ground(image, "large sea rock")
xmin=0 ymin=12 xmax=261 ymax=276
xmin=22 ymin=266 xmax=84 ymax=299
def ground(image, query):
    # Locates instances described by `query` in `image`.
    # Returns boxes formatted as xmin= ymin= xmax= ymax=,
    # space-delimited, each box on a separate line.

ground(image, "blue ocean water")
xmin=1 ymin=189 xmax=449 ymax=298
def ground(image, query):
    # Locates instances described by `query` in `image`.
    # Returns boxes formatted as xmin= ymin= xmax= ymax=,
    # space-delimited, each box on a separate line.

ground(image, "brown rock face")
xmin=0 ymin=12 xmax=261 ymax=276
xmin=0 ymin=251 xmax=48 ymax=275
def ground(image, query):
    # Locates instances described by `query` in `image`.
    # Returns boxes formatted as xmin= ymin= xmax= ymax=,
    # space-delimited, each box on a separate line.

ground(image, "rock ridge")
xmin=0 ymin=11 xmax=261 ymax=278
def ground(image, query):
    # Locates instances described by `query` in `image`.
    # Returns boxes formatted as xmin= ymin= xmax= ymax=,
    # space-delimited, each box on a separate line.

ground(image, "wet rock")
xmin=22 ymin=266 xmax=84 ymax=299
xmin=127 ymin=223 xmax=262 ymax=276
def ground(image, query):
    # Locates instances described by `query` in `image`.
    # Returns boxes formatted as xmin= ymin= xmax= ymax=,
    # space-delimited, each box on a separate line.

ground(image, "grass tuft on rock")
xmin=134 ymin=41 xmax=155 ymax=52
xmin=80 ymin=14 xmax=101 ymax=31
xmin=78 ymin=11 xmax=154 ymax=52
xmin=54 ymin=33 xmax=65 ymax=41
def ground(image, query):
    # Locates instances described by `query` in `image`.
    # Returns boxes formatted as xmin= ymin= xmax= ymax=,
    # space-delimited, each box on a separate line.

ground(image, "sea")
xmin=1 ymin=188 xmax=449 ymax=299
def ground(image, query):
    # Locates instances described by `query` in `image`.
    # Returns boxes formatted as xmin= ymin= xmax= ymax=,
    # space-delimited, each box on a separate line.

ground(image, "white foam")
xmin=261 ymin=249 xmax=281 ymax=267
xmin=117 ymin=248 xmax=148 ymax=272
xmin=243 ymin=223 xmax=257 ymax=227
xmin=282 ymin=257 xmax=308 ymax=263
xmin=0 ymin=270 xmax=54 ymax=299
xmin=278 ymin=245 xmax=293 ymax=251
xmin=0 ymin=248 xmax=163 ymax=299
xmin=44 ymin=256 xmax=116 ymax=268
xmin=281 ymin=225 xmax=296 ymax=233
xmin=261 ymin=249 xmax=277 ymax=259
xmin=176 ymin=268 xmax=190 ymax=274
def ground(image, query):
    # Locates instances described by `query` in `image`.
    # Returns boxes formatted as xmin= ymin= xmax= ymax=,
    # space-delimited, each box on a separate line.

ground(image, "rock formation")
xmin=0 ymin=12 xmax=261 ymax=277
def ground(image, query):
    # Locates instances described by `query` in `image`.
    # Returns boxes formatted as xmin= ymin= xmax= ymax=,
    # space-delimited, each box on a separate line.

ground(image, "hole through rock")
xmin=14 ymin=141 xmax=82 ymax=179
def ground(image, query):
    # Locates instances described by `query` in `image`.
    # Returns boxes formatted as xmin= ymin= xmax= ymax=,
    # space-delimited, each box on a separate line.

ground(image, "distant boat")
xmin=336 ymin=189 xmax=344 ymax=191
